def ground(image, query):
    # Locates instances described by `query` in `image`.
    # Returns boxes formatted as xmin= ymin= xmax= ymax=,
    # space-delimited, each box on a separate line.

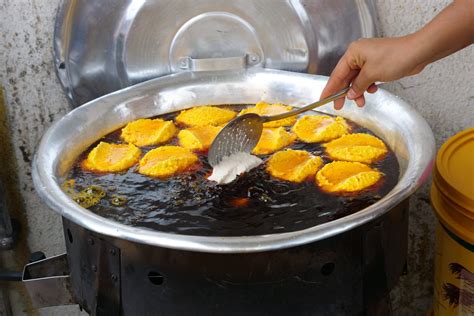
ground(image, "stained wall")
xmin=0 ymin=0 xmax=472 ymax=315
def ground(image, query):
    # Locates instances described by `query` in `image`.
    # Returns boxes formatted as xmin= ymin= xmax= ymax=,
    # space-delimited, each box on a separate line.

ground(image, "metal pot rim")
xmin=32 ymin=69 xmax=435 ymax=253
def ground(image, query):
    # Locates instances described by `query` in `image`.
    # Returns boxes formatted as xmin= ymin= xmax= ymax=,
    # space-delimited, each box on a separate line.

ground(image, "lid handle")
xmin=178 ymin=54 xmax=260 ymax=72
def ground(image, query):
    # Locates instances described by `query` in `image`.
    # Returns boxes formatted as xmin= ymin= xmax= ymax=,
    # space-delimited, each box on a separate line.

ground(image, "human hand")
xmin=321 ymin=0 xmax=474 ymax=110
xmin=320 ymin=36 xmax=428 ymax=109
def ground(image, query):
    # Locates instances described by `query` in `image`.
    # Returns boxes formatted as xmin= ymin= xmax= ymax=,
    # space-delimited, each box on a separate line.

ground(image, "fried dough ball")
xmin=324 ymin=133 xmax=388 ymax=164
xmin=292 ymin=115 xmax=349 ymax=143
xmin=138 ymin=146 xmax=198 ymax=177
xmin=266 ymin=149 xmax=323 ymax=183
xmin=252 ymin=127 xmax=296 ymax=155
xmin=175 ymin=106 xmax=236 ymax=127
xmin=178 ymin=125 xmax=222 ymax=151
xmin=239 ymin=101 xmax=297 ymax=127
xmin=316 ymin=161 xmax=382 ymax=193
xmin=121 ymin=118 xmax=177 ymax=147
xmin=83 ymin=142 xmax=141 ymax=172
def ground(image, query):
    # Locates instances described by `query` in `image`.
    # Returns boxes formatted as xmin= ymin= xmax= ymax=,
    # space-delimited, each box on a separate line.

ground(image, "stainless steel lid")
xmin=54 ymin=0 xmax=377 ymax=106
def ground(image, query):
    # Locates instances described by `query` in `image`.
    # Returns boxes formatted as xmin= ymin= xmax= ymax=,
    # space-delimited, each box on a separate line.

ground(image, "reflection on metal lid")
xmin=54 ymin=0 xmax=377 ymax=106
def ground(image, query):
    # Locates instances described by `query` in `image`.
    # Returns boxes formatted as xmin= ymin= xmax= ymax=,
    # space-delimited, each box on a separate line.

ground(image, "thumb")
xmin=347 ymin=68 xmax=374 ymax=99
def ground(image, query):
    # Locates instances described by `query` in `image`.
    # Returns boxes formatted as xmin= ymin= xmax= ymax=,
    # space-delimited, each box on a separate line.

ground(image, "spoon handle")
xmin=261 ymin=87 xmax=350 ymax=122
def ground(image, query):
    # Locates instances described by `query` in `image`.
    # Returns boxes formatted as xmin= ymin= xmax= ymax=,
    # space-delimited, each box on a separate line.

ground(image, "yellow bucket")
xmin=431 ymin=127 xmax=474 ymax=315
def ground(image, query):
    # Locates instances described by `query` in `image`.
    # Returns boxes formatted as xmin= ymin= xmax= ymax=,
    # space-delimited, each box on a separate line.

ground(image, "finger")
xmin=325 ymin=68 xmax=360 ymax=110
xmin=354 ymin=95 xmax=366 ymax=107
xmin=320 ymin=55 xmax=358 ymax=100
xmin=349 ymin=68 xmax=375 ymax=99
xmin=367 ymin=83 xmax=378 ymax=94
xmin=333 ymin=98 xmax=345 ymax=110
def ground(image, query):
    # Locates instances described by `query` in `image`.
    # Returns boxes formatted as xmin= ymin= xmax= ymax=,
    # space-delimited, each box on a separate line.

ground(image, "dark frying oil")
xmin=65 ymin=106 xmax=399 ymax=236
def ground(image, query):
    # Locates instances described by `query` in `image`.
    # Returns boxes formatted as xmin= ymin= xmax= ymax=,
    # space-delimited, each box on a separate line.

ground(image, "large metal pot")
xmin=30 ymin=69 xmax=434 ymax=314
xmin=33 ymin=69 xmax=434 ymax=252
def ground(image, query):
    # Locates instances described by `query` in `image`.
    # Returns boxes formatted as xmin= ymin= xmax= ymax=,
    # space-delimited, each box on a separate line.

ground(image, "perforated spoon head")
xmin=208 ymin=113 xmax=264 ymax=167
xmin=208 ymin=87 xmax=350 ymax=167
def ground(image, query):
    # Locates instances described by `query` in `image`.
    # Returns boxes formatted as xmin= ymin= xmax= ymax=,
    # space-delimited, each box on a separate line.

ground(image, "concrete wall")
xmin=0 ymin=0 xmax=472 ymax=315
xmin=377 ymin=2 xmax=473 ymax=314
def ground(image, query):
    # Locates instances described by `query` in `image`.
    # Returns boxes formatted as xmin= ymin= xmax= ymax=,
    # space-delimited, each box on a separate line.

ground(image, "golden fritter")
xmin=292 ymin=115 xmax=349 ymax=143
xmin=121 ymin=118 xmax=177 ymax=147
xmin=252 ymin=127 xmax=296 ymax=155
xmin=323 ymin=133 xmax=388 ymax=164
xmin=175 ymin=106 xmax=236 ymax=127
xmin=138 ymin=146 xmax=198 ymax=177
xmin=266 ymin=149 xmax=323 ymax=183
xmin=83 ymin=142 xmax=141 ymax=172
xmin=316 ymin=161 xmax=382 ymax=193
xmin=239 ymin=101 xmax=297 ymax=127
xmin=178 ymin=125 xmax=222 ymax=151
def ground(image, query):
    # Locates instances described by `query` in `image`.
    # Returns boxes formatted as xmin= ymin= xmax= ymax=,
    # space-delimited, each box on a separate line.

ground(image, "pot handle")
xmin=22 ymin=253 xmax=75 ymax=308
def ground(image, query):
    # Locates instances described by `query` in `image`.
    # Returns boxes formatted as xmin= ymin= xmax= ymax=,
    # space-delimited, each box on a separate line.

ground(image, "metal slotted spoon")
xmin=208 ymin=87 xmax=350 ymax=167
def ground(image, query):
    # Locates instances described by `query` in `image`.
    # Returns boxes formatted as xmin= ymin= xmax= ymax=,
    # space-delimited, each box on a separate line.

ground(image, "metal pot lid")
xmin=54 ymin=0 xmax=377 ymax=106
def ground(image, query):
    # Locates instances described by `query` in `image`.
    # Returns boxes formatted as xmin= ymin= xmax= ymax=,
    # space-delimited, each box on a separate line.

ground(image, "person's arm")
xmin=321 ymin=0 xmax=474 ymax=109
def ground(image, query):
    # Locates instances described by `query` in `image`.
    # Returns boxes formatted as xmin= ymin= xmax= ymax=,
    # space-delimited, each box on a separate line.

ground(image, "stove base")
xmin=63 ymin=199 xmax=408 ymax=316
